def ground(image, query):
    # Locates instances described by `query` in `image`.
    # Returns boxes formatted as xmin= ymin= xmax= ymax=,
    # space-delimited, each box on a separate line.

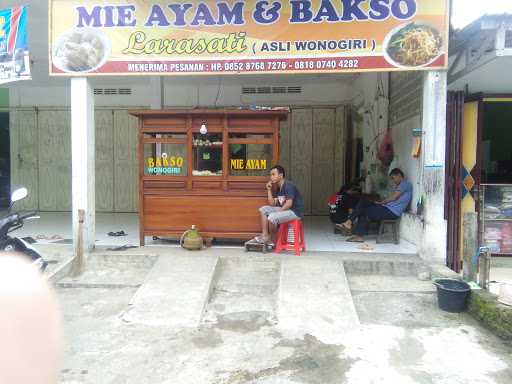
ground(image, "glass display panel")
xmin=143 ymin=143 xmax=187 ymax=176
xmin=229 ymin=143 xmax=272 ymax=176
xmin=482 ymin=184 xmax=512 ymax=254
xmin=193 ymin=133 xmax=223 ymax=176
xmin=143 ymin=133 xmax=187 ymax=139
xmin=229 ymin=133 xmax=272 ymax=139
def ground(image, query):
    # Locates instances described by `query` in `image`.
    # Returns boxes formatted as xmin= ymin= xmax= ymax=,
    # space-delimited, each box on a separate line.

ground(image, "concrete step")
xmin=117 ymin=249 xmax=422 ymax=332
xmin=302 ymin=251 xmax=425 ymax=276
xmin=347 ymin=275 xmax=436 ymax=293
xmin=277 ymin=255 xmax=360 ymax=339
xmin=342 ymin=253 xmax=424 ymax=276
xmin=121 ymin=251 xmax=219 ymax=327
xmin=56 ymin=254 xmax=157 ymax=287
xmin=202 ymin=255 xmax=280 ymax=327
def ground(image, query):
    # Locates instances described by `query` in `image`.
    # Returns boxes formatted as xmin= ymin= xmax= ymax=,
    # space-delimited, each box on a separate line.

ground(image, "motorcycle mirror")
xmin=11 ymin=187 xmax=28 ymax=203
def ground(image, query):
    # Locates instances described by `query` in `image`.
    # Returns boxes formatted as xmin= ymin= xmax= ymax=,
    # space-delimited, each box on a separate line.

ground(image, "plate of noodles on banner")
xmin=383 ymin=22 xmax=443 ymax=68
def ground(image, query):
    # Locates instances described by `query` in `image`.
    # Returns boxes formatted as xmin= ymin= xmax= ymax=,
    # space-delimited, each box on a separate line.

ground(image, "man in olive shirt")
xmin=254 ymin=165 xmax=304 ymax=244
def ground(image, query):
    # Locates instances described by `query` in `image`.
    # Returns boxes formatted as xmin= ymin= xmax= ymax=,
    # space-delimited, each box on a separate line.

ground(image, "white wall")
xmin=164 ymin=79 xmax=354 ymax=107
xmin=394 ymin=72 xmax=448 ymax=263
xmin=7 ymin=75 xmax=354 ymax=108
xmin=449 ymin=58 xmax=512 ymax=93
xmin=392 ymin=115 xmax=424 ymax=247
xmin=350 ymin=73 xmax=389 ymax=190
xmin=389 ymin=115 xmax=422 ymax=212
xmin=418 ymin=72 xmax=448 ymax=264
xmin=351 ymin=71 xmax=449 ymax=263
xmin=351 ymin=72 xmax=425 ymax=201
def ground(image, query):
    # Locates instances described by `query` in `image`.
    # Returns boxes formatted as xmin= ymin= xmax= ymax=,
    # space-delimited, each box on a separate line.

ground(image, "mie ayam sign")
xmin=49 ymin=0 xmax=449 ymax=76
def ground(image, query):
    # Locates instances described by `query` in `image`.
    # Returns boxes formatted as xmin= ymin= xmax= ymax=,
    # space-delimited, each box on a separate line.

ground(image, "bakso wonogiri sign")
xmin=49 ymin=0 xmax=449 ymax=76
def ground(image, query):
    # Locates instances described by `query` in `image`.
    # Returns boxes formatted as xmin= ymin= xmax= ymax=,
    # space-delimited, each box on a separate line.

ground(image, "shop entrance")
xmin=281 ymin=107 xmax=348 ymax=216
xmin=481 ymin=101 xmax=512 ymax=184
xmin=455 ymin=96 xmax=512 ymax=266
xmin=480 ymin=99 xmax=512 ymax=258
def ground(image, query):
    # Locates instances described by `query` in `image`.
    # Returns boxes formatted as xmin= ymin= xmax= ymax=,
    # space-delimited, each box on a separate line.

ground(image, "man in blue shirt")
xmin=337 ymin=168 xmax=412 ymax=242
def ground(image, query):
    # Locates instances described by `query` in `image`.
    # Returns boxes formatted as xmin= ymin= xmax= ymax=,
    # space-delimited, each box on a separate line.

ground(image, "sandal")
xmin=248 ymin=236 xmax=269 ymax=244
xmin=106 ymin=245 xmax=138 ymax=251
xmin=108 ymin=231 xmax=127 ymax=237
xmin=346 ymin=236 xmax=364 ymax=243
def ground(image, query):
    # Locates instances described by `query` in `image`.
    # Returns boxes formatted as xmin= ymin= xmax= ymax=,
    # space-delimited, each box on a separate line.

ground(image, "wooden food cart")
xmin=130 ymin=109 xmax=287 ymax=245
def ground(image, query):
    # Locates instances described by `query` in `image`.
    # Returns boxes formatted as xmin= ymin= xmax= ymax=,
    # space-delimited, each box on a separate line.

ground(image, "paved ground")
xmin=15 ymin=213 xmax=419 ymax=254
xmin=52 ymin=248 xmax=512 ymax=384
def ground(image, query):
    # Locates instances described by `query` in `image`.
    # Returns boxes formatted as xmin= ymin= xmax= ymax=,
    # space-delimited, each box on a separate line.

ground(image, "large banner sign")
xmin=49 ymin=0 xmax=449 ymax=76
xmin=0 ymin=6 xmax=31 ymax=84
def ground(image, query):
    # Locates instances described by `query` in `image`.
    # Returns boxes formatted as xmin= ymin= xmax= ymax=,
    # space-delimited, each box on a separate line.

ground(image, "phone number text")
xmin=211 ymin=59 xmax=360 ymax=72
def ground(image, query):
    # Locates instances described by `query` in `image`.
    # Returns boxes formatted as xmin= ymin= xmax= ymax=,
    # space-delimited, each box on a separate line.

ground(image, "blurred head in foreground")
xmin=0 ymin=253 xmax=62 ymax=384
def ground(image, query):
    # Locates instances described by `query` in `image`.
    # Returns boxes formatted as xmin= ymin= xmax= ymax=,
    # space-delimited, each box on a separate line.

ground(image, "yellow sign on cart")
xmin=49 ymin=0 xmax=449 ymax=76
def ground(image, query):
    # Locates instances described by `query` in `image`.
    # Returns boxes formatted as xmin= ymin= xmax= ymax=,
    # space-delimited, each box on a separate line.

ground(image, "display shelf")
xmin=491 ymin=253 xmax=512 ymax=257
xmin=130 ymin=108 xmax=286 ymax=245
xmin=480 ymin=184 xmax=512 ymax=256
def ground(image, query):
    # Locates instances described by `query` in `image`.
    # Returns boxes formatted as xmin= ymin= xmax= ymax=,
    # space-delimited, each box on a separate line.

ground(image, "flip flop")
xmin=106 ymin=245 xmax=138 ymax=251
xmin=246 ymin=237 xmax=260 ymax=245
xmin=108 ymin=231 xmax=127 ymax=237
xmin=248 ymin=236 xmax=269 ymax=244
xmin=346 ymin=236 xmax=364 ymax=243
xmin=335 ymin=224 xmax=352 ymax=235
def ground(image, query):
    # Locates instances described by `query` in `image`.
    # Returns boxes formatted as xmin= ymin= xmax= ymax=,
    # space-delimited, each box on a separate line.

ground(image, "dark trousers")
xmin=348 ymin=199 xmax=398 ymax=236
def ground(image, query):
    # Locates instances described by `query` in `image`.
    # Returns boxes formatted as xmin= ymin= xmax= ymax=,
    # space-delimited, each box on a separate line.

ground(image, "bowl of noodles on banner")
xmin=52 ymin=28 xmax=111 ymax=73
xmin=383 ymin=22 xmax=443 ymax=68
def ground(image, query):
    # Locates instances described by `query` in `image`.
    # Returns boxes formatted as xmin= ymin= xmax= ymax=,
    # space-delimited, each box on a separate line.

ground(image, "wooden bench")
xmin=376 ymin=219 xmax=400 ymax=244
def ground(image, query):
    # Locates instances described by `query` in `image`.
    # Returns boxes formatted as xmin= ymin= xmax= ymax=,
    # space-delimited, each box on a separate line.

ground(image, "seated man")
xmin=328 ymin=182 xmax=361 ymax=225
xmin=254 ymin=165 xmax=304 ymax=244
xmin=337 ymin=168 xmax=412 ymax=242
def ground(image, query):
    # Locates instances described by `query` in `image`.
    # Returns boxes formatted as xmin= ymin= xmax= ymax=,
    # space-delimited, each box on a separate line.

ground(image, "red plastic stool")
xmin=274 ymin=219 xmax=305 ymax=256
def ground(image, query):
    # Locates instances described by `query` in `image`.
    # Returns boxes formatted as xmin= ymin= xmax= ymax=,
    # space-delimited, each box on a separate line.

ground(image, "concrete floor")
xmin=48 ymin=248 xmax=512 ymax=384
xmin=15 ymin=212 xmax=418 ymax=254
xmin=19 ymin=212 xmax=512 ymax=293
xmin=8 ymin=212 xmax=512 ymax=382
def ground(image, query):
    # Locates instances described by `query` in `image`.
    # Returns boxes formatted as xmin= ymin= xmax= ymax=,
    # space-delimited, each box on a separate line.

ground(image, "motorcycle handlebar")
xmin=18 ymin=211 xmax=39 ymax=221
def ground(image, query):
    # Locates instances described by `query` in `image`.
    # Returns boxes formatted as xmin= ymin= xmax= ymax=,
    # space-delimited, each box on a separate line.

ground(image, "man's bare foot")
xmin=346 ymin=235 xmax=364 ymax=243
xmin=340 ymin=220 xmax=352 ymax=230
xmin=253 ymin=235 xmax=270 ymax=244
xmin=335 ymin=223 xmax=352 ymax=235
xmin=335 ymin=222 xmax=348 ymax=229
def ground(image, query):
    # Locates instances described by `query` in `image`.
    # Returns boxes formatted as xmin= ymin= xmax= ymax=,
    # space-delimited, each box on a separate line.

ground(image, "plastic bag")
xmin=377 ymin=130 xmax=394 ymax=166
